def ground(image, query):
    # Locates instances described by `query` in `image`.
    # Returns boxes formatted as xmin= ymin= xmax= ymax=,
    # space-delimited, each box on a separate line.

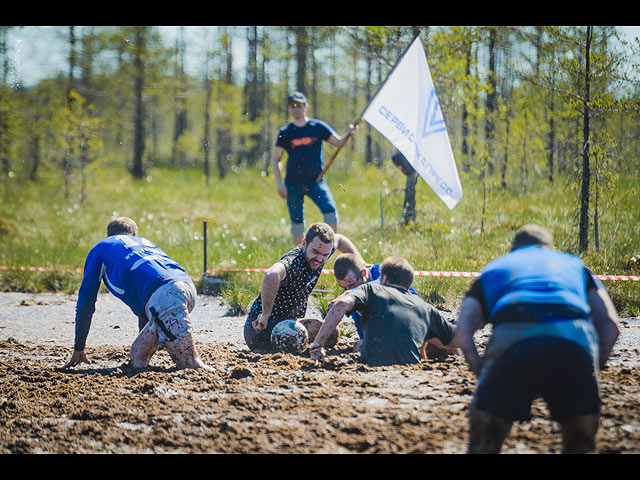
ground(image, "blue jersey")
xmin=74 ymin=234 xmax=192 ymax=350
xmin=275 ymin=118 xmax=335 ymax=185
xmin=351 ymin=263 xmax=418 ymax=339
xmin=466 ymin=245 xmax=604 ymax=376
xmin=477 ymin=245 xmax=599 ymax=324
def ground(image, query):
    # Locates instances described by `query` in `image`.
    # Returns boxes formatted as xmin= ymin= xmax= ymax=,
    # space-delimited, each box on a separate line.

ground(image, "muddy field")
xmin=1 ymin=292 xmax=639 ymax=454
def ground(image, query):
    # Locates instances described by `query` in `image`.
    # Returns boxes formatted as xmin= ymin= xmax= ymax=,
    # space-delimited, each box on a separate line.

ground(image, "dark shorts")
xmin=472 ymin=336 xmax=601 ymax=423
xmin=244 ymin=317 xmax=281 ymax=352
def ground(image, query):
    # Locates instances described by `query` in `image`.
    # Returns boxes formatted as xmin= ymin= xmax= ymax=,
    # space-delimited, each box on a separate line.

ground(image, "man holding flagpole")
xmin=272 ymin=91 xmax=358 ymax=245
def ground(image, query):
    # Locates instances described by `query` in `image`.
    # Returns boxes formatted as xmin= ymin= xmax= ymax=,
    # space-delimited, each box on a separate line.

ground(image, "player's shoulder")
xmin=307 ymin=117 xmax=333 ymax=130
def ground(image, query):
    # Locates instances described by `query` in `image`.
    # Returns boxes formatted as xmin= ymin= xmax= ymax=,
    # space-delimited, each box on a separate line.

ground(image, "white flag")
xmin=362 ymin=37 xmax=462 ymax=210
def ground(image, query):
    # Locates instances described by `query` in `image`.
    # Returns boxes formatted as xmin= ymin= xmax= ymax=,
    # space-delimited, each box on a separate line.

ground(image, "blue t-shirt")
xmin=351 ymin=262 xmax=418 ymax=339
xmin=74 ymin=234 xmax=192 ymax=351
xmin=275 ymin=118 xmax=335 ymax=185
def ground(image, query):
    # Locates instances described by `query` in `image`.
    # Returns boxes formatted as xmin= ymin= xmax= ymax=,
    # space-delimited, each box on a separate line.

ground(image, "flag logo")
xmin=422 ymin=89 xmax=446 ymax=138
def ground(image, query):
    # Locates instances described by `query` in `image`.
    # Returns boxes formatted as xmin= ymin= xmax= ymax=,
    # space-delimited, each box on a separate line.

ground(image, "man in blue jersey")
xmin=272 ymin=91 xmax=358 ymax=244
xmin=61 ymin=217 xmax=214 ymax=372
xmin=453 ymin=224 xmax=620 ymax=454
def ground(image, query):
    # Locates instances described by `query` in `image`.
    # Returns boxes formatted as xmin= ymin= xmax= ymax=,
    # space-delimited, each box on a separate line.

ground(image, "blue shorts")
xmin=286 ymin=180 xmax=338 ymax=235
xmin=472 ymin=336 xmax=601 ymax=423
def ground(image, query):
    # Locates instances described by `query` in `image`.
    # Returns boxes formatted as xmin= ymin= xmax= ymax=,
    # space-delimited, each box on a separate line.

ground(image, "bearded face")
xmin=302 ymin=236 xmax=333 ymax=271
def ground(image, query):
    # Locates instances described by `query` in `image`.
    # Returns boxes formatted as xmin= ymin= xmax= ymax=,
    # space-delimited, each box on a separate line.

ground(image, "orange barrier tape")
xmin=2 ymin=265 xmax=639 ymax=281
xmin=0 ymin=265 xmax=84 ymax=273
xmin=216 ymin=267 xmax=640 ymax=281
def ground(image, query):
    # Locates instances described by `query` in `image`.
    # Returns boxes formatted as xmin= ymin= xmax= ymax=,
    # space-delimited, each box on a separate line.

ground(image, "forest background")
xmin=0 ymin=26 xmax=639 ymax=318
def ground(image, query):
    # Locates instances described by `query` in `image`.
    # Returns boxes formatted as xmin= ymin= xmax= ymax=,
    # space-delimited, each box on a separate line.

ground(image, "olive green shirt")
xmin=347 ymin=283 xmax=454 ymax=366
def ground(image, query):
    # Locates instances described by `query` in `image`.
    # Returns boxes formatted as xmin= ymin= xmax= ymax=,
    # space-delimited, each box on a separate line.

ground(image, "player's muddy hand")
xmin=310 ymin=342 xmax=325 ymax=366
xmin=60 ymin=350 xmax=91 ymax=369
xmin=252 ymin=313 xmax=268 ymax=331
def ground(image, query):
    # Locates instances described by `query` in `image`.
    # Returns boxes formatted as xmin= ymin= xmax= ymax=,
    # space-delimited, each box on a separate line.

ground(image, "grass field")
xmin=1 ymin=160 xmax=638 ymax=316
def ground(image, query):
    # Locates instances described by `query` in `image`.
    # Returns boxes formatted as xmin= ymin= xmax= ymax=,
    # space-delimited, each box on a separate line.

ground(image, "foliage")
xmin=0 ymin=163 xmax=638 ymax=316
xmin=0 ymin=26 xmax=639 ymax=316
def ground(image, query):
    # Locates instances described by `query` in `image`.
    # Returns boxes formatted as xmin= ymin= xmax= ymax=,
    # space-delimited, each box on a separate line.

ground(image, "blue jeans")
xmin=286 ymin=180 xmax=338 ymax=236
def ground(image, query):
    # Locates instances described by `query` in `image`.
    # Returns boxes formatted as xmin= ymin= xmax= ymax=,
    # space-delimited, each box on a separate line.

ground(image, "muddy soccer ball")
xmin=299 ymin=318 xmax=339 ymax=348
xmin=270 ymin=319 xmax=309 ymax=354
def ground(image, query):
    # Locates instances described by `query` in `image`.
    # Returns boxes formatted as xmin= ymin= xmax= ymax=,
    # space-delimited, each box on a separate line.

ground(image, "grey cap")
xmin=287 ymin=91 xmax=307 ymax=104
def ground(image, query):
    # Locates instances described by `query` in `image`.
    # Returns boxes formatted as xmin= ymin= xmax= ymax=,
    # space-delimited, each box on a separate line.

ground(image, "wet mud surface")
xmin=1 ymin=293 xmax=639 ymax=454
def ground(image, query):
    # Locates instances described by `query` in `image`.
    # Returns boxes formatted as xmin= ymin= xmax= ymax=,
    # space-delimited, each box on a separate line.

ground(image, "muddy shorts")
xmin=144 ymin=280 xmax=196 ymax=348
xmin=472 ymin=336 xmax=601 ymax=423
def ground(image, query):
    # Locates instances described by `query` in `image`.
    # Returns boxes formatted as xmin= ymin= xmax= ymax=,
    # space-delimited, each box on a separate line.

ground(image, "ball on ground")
xmin=299 ymin=318 xmax=339 ymax=348
xmin=270 ymin=319 xmax=309 ymax=354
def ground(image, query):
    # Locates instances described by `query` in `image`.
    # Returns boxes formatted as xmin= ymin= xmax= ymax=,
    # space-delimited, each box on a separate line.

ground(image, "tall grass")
xmin=1 ymin=161 xmax=638 ymax=315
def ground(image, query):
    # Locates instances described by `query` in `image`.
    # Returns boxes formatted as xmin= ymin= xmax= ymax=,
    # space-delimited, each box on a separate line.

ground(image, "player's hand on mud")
xmin=252 ymin=313 xmax=268 ymax=331
xmin=310 ymin=345 xmax=325 ymax=366
xmin=61 ymin=350 xmax=91 ymax=369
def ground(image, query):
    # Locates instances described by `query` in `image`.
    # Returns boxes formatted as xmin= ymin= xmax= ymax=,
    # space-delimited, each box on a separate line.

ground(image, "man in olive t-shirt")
xmin=311 ymin=256 xmax=456 ymax=366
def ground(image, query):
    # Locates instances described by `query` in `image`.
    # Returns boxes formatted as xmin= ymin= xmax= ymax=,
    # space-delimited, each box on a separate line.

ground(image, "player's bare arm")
xmin=253 ymin=262 xmax=287 ymax=331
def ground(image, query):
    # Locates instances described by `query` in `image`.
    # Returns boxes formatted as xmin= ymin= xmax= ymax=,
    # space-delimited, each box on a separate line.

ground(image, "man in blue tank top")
xmin=453 ymin=224 xmax=620 ymax=453
xmin=272 ymin=92 xmax=358 ymax=244
xmin=61 ymin=217 xmax=214 ymax=372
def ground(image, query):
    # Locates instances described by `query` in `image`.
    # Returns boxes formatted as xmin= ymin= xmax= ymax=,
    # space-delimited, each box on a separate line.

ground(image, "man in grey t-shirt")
xmin=311 ymin=256 xmax=457 ymax=366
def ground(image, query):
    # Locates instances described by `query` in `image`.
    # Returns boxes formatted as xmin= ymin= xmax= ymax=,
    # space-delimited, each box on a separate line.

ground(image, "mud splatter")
xmin=1 ymin=333 xmax=638 ymax=454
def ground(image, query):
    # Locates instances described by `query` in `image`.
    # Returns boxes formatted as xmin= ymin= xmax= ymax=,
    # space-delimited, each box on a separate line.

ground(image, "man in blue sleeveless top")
xmin=454 ymin=224 xmax=620 ymax=453
xmin=61 ymin=217 xmax=214 ymax=372
xmin=272 ymin=91 xmax=358 ymax=244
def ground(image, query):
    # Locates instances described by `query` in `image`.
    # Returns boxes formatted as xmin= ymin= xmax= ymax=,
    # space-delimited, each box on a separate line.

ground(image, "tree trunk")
xmin=172 ymin=26 xmax=187 ymax=168
xmin=579 ymin=26 xmax=592 ymax=252
xmin=203 ymin=47 xmax=212 ymax=185
xmin=131 ymin=26 xmax=146 ymax=180
xmin=216 ymin=27 xmax=233 ymax=179
xmin=63 ymin=26 xmax=76 ymax=199
xmin=294 ymin=27 xmax=307 ymax=93
xmin=485 ymin=27 xmax=497 ymax=174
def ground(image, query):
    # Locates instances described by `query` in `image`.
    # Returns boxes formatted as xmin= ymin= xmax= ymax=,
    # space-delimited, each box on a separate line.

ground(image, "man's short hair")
xmin=380 ymin=256 xmax=414 ymax=289
xmin=304 ymin=222 xmax=334 ymax=246
xmin=333 ymin=253 xmax=366 ymax=281
xmin=511 ymin=224 xmax=554 ymax=251
xmin=107 ymin=217 xmax=138 ymax=237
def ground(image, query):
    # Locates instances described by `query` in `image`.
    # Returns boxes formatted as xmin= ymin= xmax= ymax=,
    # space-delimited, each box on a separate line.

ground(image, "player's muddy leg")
xmin=467 ymin=407 xmax=512 ymax=454
xmin=129 ymin=326 xmax=158 ymax=368
xmin=166 ymin=332 xmax=215 ymax=372
xmin=560 ymin=414 xmax=599 ymax=453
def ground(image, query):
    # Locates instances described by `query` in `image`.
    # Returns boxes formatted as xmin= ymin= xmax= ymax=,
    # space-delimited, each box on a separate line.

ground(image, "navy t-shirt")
xmin=275 ymin=118 xmax=335 ymax=185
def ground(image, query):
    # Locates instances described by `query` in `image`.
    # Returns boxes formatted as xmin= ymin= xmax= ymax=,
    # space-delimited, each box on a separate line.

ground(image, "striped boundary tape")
xmin=1 ymin=264 xmax=639 ymax=281
xmin=218 ymin=267 xmax=640 ymax=282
